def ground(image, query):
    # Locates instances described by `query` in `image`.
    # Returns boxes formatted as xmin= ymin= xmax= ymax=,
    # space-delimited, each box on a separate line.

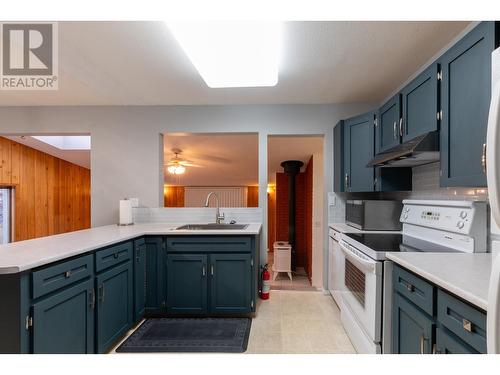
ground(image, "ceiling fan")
xmin=165 ymin=148 xmax=202 ymax=175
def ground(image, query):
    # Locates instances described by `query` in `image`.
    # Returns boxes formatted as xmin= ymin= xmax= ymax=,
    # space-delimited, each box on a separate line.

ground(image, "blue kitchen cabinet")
xmin=96 ymin=261 xmax=133 ymax=353
xmin=32 ymin=279 xmax=95 ymax=354
xmin=333 ymin=120 xmax=345 ymax=192
xmin=440 ymin=21 xmax=496 ymax=187
xmin=377 ymin=94 xmax=401 ymax=153
xmin=392 ymin=292 xmax=434 ymax=354
xmin=209 ymin=253 xmax=253 ymax=314
xmin=401 ymin=63 xmax=439 ymax=141
xmin=166 ymin=254 xmax=208 ymax=314
xmin=145 ymin=237 xmax=166 ymax=315
xmin=133 ymin=238 xmax=147 ymax=322
xmin=435 ymin=327 xmax=478 ymax=354
xmin=343 ymin=112 xmax=376 ymax=192
xmin=392 ymin=264 xmax=487 ymax=354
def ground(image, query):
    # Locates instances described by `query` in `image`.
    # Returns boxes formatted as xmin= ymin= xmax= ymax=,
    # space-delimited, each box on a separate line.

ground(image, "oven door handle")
xmin=339 ymin=242 xmax=379 ymax=275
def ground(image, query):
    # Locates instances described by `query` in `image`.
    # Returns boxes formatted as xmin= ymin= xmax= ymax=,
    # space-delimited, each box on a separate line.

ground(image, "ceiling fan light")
xmin=174 ymin=165 xmax=186 ymax=175
xmin=167 ymin=165 xmax=177 ymax=174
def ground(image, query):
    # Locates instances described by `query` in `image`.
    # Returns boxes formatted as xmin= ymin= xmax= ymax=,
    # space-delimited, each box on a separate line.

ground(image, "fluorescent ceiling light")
xmin=32 ymin=136 xmax=91 ymax=150
xmin=167 ymin=21 xmax=282 ymax=88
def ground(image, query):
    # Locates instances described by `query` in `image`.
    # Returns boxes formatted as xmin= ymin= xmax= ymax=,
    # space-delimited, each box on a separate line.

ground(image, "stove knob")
xmin=460 ymin=211 xmax=468 ymax=219
xmin=403 ymin=214 xmax=408 ymax=220
xmin=457 ymin=221 xmax=465 ymax=229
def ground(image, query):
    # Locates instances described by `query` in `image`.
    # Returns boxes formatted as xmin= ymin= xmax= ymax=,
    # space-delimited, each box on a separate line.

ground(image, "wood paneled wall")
xmin=0 ymin=137 xmax=91 ymax=242
xmin=267 ymin=186 xmax=276 ymax=251
xmin=247 ymin=186 xmax=259 ymax=207
xmin=274 ymin=157 xmax=313 ymax=276
xmin=164 ymin=186 xmax=185 ymax=207
xmin=164 ymin=185 xmax=259 ymax=208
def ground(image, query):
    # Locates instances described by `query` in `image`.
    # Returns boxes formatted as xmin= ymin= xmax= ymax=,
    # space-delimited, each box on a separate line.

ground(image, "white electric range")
xmin=338 ymin=199 xmax=487 ymax=354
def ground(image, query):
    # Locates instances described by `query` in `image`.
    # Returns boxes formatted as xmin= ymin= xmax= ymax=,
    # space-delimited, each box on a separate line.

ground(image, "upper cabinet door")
xmin=440 ymin=22 xmax=495 ymax=187
xmin=344 ymin=112 xmax=375 ymax=192
xmin=333 ymin=121 xmax=345 ymax=193
xmin=377 ymin=94 xmax=401 ymax=153
xmin=401 ymin=63 xmax=439 ymax=142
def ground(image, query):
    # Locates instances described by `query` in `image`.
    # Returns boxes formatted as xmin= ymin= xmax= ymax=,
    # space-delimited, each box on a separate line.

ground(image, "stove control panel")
xmin=400 ymin=201 xmax=485 ymax=234
xmin=400 ymin=200 xmax=487 ymax=252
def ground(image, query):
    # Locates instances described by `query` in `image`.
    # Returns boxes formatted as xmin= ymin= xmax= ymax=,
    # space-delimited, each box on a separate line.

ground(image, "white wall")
xmin=0 ymin=102 xmax=374 ymax=288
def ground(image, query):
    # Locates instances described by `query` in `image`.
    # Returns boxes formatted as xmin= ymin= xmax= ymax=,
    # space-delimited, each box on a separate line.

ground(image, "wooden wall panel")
xmin=267 ymin=187 xmax=276 ymax=251
xmin=0 ymin=136 xmax=91 ymax=242
xmin=275 ymin=172 xmax=307 ymax=270
xmin=164 ymin=186 xmax=185 ymax=207
xmin=246 ymin=186 xmax=259 ymax=207
xmin=304 ymin=156 xmax=313 ymax=279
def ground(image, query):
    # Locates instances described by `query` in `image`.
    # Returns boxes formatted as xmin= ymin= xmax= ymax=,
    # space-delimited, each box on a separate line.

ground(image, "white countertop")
xmin=329 ymin=223 xmax=401 ymax=234
xmin=0 ymin=223 xmax=262 ymax=275
xmin=386 ymin=252 xmax=492 ymax=311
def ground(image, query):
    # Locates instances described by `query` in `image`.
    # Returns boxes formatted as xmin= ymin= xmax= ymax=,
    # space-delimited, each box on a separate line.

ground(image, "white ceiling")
xmin=0 ymin=21 xmax=469 ymax=106
xmin=267 ymin=135 xmax=323 ymax=183
xmin=164 ymin=133 xmax=259 ymax=186
xmin=5 ymin=135 xmax=91 ymax=169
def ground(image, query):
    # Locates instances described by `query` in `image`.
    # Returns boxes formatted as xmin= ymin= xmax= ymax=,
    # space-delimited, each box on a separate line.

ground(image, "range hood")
xmin=366 ymin=131 xmax=440 ymax=168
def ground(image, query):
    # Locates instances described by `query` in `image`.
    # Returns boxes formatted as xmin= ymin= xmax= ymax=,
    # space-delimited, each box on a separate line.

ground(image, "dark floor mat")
xmin=116 ymin=318 xmax=252 ymax=353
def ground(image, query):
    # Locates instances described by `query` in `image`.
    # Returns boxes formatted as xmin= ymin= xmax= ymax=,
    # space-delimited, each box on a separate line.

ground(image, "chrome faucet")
xmin=204 ymin=192 xmax=225 ymax=224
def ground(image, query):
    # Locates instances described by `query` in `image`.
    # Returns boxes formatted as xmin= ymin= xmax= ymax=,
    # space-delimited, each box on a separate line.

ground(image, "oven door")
xmin=339 ymin=240 xmax=383 ymax=342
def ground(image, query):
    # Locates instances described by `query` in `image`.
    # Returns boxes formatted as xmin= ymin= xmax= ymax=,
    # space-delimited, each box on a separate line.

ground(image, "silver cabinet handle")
xmin=482 ymin=143 xmax=487 ymax=174
xmin=99 ymin=284 xmax=105 ymax=303
xmin=344 ymin=173 xmax=349 ymax=190
xmin=65 ymin=270 xmax=71 ymax=278
xmin=420 ymin=335 xmax=428 ymax=354
xmin=432 ymin=344 xmax=440 ymax=354
xmin=202 ymin=266 xmax=206 ymax=276
xmin=90 ymin=288 xmax=95 ymax=310
xmin=406 ymin=283 xmax=415 ymax=293
xmin=399 ymin=118 xmax=404 ymax=137
xmin=211 ymin=265 xmax=214 ymax=275
xmin=463 ymin=318 xmax=473 ymax=332
xmin=393 ymin=121 xmax=397 ymax=139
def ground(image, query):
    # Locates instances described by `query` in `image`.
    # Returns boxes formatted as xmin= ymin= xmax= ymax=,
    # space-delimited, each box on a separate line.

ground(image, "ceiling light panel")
xmin=168 ymin=21 xmax=282 ymax=88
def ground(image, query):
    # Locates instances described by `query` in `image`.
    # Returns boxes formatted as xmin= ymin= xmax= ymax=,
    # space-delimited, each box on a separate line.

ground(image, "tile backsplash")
xmin=133 ymin=207 xmax=263 ymax=224
xmin=330 ymin=162 xmax=489 ymax=224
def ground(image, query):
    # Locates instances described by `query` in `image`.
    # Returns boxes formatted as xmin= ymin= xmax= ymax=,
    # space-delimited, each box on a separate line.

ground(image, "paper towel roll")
xmin=119 ymin=199 xmax=133 ymax=225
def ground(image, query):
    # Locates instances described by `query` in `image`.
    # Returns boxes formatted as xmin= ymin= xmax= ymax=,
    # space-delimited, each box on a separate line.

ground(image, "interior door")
xmin=166 ymin=254 xmax=208 ymax=314
xmin=209 ymin=253 xmax=252 ymax=313
xmin=32 ymin=279 xmax=94 ymax=354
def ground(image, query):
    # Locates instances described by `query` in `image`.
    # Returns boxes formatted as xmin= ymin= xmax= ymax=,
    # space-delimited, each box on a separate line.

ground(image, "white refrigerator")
xmin=487 ymin=46 xmax=500 ymax=353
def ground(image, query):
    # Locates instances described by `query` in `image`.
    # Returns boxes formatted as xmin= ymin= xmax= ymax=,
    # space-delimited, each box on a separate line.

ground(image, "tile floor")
xmin=246 ymin=290 xmax=356 ymax=354
xmin=267 ymin=252 xmax=318 ymax=291
xmin=111 ymin=290 xmax=356 ymax=354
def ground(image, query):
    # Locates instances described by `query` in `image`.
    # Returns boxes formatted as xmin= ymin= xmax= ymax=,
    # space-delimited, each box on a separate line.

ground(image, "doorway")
xmin=267 ymin=135 xmax=324 ymax=291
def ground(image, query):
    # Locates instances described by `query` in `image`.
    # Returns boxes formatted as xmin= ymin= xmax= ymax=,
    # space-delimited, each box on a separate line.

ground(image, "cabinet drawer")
xmin=95 ymin=241 xmax=132 ymax=272
xmin=166 ymin=236 xmax=251 ymax=253
xmin=437 ymin=289 xmax=486 ymax=353
xmin=393 ymin=265 xmax=434 ymax=316
xmin=32 ymin=254 xmax=93 ymax=299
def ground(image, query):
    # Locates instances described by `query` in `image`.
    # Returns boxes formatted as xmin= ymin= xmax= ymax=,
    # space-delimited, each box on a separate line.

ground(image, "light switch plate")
xmin=328 ymin=192 xmax=336 ymax=206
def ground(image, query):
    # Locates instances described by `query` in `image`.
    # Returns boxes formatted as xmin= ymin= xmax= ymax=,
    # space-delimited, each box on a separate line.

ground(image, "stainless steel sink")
xmin=175 ymin=223 xmax=249 ymax=230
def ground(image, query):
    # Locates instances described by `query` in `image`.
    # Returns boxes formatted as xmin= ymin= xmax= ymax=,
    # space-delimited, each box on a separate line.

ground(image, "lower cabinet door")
xmin=32 ymin=279 xmax=94 ymax=354
xmin=145 ymin=237 xmax=166 ymax=315
xmin=392 ymin=293 xmax=434 ymax=354
xmin=166 ymin=254 xmax=208 ymax=314
xmin=435 ymin=327 xmax=478 ymax=354
xmin=133 ymin=238 xmax=147 ymax=322
xmin=209 ymin=253 xmax=252 ymax=314
xmin=96 ymin=261 xmax=133 ymax=353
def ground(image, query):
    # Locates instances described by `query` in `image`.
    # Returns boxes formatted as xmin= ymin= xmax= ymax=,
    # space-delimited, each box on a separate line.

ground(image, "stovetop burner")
xmin=344 ymin=233 xmax=403 ymax=252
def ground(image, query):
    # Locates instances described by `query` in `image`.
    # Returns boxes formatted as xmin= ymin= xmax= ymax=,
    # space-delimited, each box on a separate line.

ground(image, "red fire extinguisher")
xmin=260 ymin=264 xmax=270 ymax=300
